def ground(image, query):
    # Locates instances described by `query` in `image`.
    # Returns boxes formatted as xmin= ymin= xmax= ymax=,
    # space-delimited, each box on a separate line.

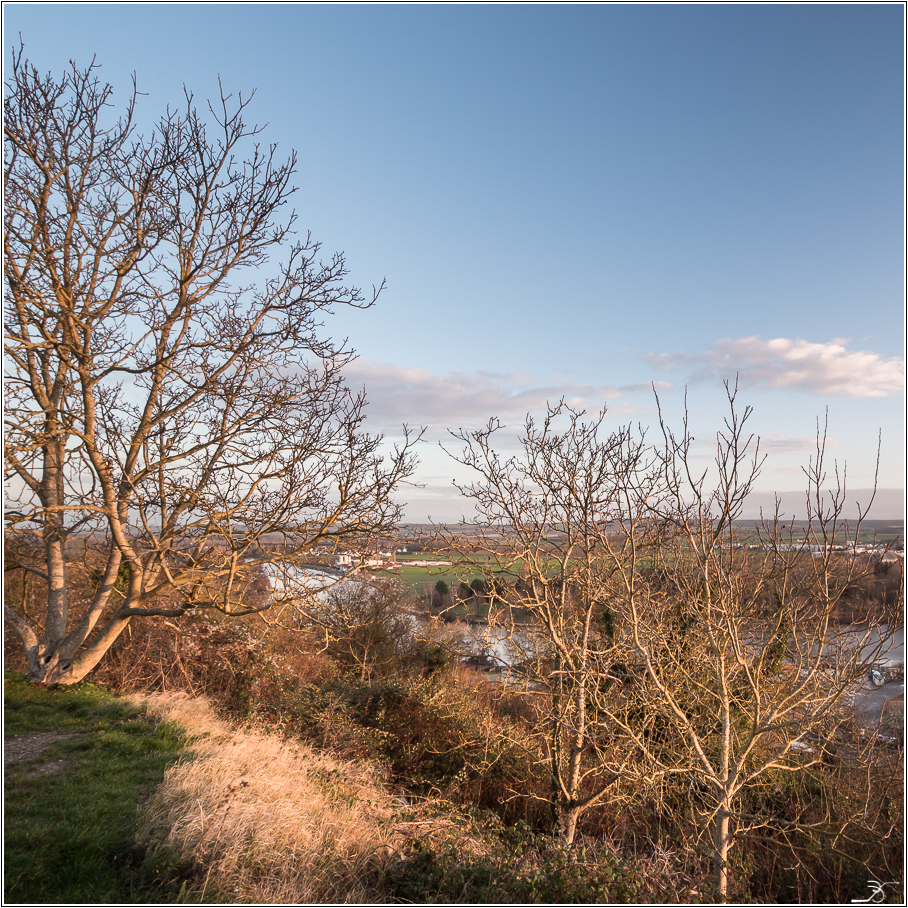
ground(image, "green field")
xmin=369 ymin=554 xmax=515 ymax=602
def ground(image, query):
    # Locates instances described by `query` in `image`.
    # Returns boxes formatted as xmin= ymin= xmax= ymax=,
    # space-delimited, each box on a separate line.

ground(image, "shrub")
xmin=388 ymin=818 xmax=677 ymax=904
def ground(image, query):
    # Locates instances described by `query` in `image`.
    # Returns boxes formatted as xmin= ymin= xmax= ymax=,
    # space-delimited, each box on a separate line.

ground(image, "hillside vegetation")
xmin=6 ymin=562 xmax=902 ymax=904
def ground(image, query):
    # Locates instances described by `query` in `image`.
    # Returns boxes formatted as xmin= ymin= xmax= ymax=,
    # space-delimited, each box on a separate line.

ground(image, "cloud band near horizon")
xmin=646 ymin=336 xmax=904 ymax=398
xmin=343 ymin=360 xmax=657 ymax=430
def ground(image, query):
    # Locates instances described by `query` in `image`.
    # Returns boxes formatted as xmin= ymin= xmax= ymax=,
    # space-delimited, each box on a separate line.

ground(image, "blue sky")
xmin=5 ymin=4 xmax=904 ymax=520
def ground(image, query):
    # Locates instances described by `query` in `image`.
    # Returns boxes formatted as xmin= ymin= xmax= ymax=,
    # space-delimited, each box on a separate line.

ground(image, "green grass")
xmin=377 ymin=561 xmax=499 ymax=590
xmin=383 ymin=553 xmax=525 ymax=592
xmin=3 ymin=673 xmax=194 ymax=904
xmin=393 ymin=564 xmax=461 ymax=587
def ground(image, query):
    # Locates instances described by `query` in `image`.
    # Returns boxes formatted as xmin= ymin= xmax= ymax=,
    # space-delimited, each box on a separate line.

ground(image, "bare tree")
xmin=628 ymin=391 xmax=899 ymax=898
xmin=4 ymin=50 xmax=417 ymax=686
xmin=302 ymin=578 xmax=415 ymax=682
xmin=445 ymin=403 xmax=661 ymax=843
xmin=446 ymin=389 xmax=898 ymax=898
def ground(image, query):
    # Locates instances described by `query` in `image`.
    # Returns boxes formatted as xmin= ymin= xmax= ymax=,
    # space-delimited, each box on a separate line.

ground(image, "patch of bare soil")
xmin=4 ymin=731 xmax=81 ymax=768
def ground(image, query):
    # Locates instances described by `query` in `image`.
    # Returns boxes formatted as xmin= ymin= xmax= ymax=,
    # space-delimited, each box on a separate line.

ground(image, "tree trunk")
xmin=41 ymin=440 xmax=69 ymax=646
xmin=713 ymin=800 xmax=732 ymax=900
xmin=25 ymin=444 xmax=72 ymax=685
xmin=562 ymin=667 xmax=587 ymax=846
xmin=54 ymin=614 xmax=133 ymax=684
xmin=560 ymin=804 xmax=580 ymax=845
xmin=24 ymin=613 xmax=132 ymax=686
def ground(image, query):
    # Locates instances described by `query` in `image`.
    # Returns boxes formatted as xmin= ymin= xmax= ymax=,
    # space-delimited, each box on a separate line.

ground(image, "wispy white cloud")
xmin=646 ymin=336 xmax=904 ymax=398
xmin=344 ymin=360 xmax=656 ymax=431
xmin=757 ymin=434 xmax=843 ymax=454
xmin=686 ymin=433 xmax=842 ymax=457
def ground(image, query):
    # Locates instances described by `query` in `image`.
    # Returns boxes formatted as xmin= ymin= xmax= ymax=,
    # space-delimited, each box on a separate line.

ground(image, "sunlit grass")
xmin=132 ymin=691 xmax=400 ymax=903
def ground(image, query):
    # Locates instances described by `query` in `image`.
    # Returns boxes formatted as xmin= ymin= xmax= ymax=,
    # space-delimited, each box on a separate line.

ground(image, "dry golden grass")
xmin=129 ymin=691 xmax=402 ymax=903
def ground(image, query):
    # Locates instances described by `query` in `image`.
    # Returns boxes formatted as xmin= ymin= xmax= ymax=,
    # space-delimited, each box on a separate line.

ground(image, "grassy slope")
xmin=4 ymin=675 xmax=403 ymax=904
xmin=3 ymin=674 xmax=189 ymax=904
xmin=132 ymin=691 xmax=398 ymax=903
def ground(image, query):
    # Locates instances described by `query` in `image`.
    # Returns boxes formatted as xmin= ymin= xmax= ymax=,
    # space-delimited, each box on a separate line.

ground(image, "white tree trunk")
xmin=560 ymin=804 xmax=580 ymax=845
xmin=713 ymin=800 xmax=732 ymax=900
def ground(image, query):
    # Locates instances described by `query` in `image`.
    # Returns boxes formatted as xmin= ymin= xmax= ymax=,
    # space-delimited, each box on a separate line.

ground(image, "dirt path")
xmin=4 ymin=731 xmax=81 ymax=766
